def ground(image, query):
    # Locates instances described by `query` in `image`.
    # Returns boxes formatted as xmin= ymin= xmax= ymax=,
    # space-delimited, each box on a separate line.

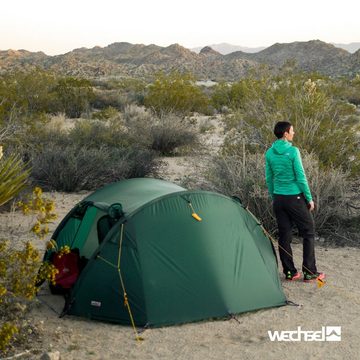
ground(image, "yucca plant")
xmin=0 ymin=153 xmax=30 ymax=207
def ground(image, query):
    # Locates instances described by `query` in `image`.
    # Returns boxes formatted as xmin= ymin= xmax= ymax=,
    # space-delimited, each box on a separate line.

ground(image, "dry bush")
xmin=91 ymin=89 xmax=128 ymax=110
xmin=123 ymin=105 xmax=199 ymax=155
xmin=122 ymin=104 xmax=153 ymax=147
xmin=303 ymin=152 xmax=351 ymax=231
xmin=30 ymin=144 xmax=160 ymax=192
xmin=205 ymin=152 xmax=276 ymax=232
xmin=19 ymin=114 xmax=161 ymax=191
xmin=68 ymin=119 xmax=128 ymax=148
xmin=150 ymin=114 xmax=199 ymax=155
xmin=91 ymin=107 xmax=119 ymax=121
xmin=44 ymin=113 xmax=68 ymax=132
xmin=205 ymin=150 xmax=355 ymax=242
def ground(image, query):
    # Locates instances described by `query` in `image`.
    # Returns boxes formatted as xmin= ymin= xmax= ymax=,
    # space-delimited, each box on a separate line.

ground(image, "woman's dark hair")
xmin=274 ymin=121 xmax=292 ymax=139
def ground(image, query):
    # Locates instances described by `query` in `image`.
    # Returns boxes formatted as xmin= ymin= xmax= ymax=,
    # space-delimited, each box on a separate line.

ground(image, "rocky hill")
xmin=0 ymin=49 xmax=48 ymax=72
xmin=226 ymin=40 xmax=351 ymax=74
xmin=1 ymin=40 xmax=359 ymax=80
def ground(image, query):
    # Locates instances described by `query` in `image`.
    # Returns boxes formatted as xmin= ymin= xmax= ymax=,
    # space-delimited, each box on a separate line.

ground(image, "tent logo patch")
xmin=91 ymin=301 xmax=102 ymax=307
xmin=268 ymin=326 xmax=341 ymax=342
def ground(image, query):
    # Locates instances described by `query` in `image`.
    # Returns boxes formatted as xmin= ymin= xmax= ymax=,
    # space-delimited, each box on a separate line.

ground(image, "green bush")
xmin=338 ymin=74 xmax=360 ymax=106
xmin=0 ymin=69 xmax=58 ymax=126
xmin=211 ymin=81 xmax=248 ymax=111
xmin=0 ymin=70 xmax=97 ymax=145
xmin=144 ymin=71 xmax=209 ymax=115
xmin=0 ymin=188 xmax=58 ymax=355
xmin=54 ymin=77 xmax=95 ymax=118
xmin=68 ymin=119 xmax=128 ymax=148
xmin=0 ymin=240 xmax=41 ymax=354
xmin=91 ymin=106 xmax=119 ymax=120
xmin=222 ymin=73 xmax=360 ymax=176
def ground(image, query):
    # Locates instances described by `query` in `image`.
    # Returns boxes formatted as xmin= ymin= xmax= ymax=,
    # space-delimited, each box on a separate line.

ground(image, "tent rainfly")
xmin=45 ymin=178 xmax=287 ymax=327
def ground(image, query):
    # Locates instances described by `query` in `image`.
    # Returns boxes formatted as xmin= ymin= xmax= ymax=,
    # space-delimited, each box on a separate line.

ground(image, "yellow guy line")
xmin=117 ymin=223 xmax=144 ymax=342
xmin=97 ymin=223 xmax=143 ymax=342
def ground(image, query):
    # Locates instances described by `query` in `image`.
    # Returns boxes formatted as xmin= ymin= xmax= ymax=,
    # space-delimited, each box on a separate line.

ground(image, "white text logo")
xmin=268 ymin=326 xmax=341 ymax=342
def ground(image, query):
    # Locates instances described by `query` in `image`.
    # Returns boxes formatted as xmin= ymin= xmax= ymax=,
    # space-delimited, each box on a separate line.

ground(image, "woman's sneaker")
xmin=285 ymin=271 xmax=301 ymax=281
xmin=303 ymin=272 xmax=326 ymax=283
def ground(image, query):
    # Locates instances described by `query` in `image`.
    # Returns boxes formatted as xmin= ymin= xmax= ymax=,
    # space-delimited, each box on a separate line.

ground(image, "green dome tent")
xmin=45 ymin=178 xmax=286 ymax=327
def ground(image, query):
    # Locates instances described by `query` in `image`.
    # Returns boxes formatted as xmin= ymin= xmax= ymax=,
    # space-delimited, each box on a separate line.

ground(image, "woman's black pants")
xmin=273 ymin=194 xmax=317 ymax=275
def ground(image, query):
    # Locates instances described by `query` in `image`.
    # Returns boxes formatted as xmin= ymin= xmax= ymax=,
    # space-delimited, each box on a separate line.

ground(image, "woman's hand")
xmin=308 ymin=200 xmax=315 ymax=211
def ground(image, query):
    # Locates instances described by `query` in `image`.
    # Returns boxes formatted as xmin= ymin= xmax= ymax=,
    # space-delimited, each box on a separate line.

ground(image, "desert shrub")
xmin=121 ymin=104 xmax=153 ymax=147
xmin=144 ymin=71 xmax=210 ymax=115
xmin=54 ymin=77 xmax=95 ymax=118
xmin=68 ymin=119 xmax=128 ymax=148
xmin=198 ymin=117 xmax=217 ymax=134
xmin=0 ymin=70 xmax=98 ymax=156
xmin=339 ymin=74 xmax=360 ymax=106
xmin=29 ymin=144 xmax=160 ymax=192
xmin=205 ymin=150 xmax=353 ymax=238
xmin=91 ymin=78 xmax=146 ymax=110
xmin=91 ymin=106 xmax=119 ymax=120
xmin=109 ymin=78 xmax=147 ymax=105
xmin=91 ymin=89 xmax=128 ymax=110
xmin=222 ymin=73 xmax=360 ymax=176
xmin=124 ymin=147 xmax=164 ymax=178
xmin=123 ymin=103 xmax=152 ymax=125
xmin=210 ymin=82 xmax=232 ymax=112
xmin=0 ymin=70 xmax=96 ymax=124
xmin=150 ymin=114 xmax=198 ymax=155
xmin=122 ymin=105 xmax=199 ymax=155
xmin=211 ymin=81 xmax=248 ymax=111
xmin=0 ymin=69 xmax=59 ymax=126
xmin=44 ymin=113 xmax=71 ymax=132
xmin=0 ymin=240 xmax=41 ymax=353
xmin=0 ymin=187 xmax=57 ymax=354
xmin=13 ymin=114 xmax=162 ymax=191
xmin=302 ymin=153 xmax=351 ymax=232
xmin=10 ymin=122 xmax=70 ymax=160
xmin=12 ymin=116 xmax=128 ymax=160
xmin=205 ymin=152 xmax=276 ymax=232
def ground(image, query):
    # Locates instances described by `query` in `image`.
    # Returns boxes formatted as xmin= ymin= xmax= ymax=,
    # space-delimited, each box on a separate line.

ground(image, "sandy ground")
xmin=1 ymin=190 xmax=360 ymax=360
xmin=1 ymin=120 xmax=360 ymax=359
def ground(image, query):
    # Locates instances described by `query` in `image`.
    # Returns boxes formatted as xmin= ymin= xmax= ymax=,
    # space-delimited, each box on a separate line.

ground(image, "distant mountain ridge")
xmin=225 ymin=40 xmax=352 ymax=74
xmin=332 ymin=42 xmax=360 ymax=53
xmin=194 ymin=42 xmax=360 ymax=55
xmin=192 ymin=43 xmax=266 ymax=54
xmin=1 ymin=40 xmax=360 ymax=80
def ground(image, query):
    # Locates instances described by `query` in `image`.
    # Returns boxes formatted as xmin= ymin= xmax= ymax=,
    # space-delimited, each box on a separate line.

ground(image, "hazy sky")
xmin=1 ymin=0 xmax=359 ymax=55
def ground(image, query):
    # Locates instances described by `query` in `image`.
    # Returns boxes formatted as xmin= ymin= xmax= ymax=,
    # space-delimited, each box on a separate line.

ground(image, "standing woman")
xmin=265 ymin=121 xmax=325 ymax=282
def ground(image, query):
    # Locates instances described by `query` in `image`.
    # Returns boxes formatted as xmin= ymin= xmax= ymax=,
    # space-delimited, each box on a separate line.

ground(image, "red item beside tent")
xmin=52 ymin=251 xmax=80 ymax=289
